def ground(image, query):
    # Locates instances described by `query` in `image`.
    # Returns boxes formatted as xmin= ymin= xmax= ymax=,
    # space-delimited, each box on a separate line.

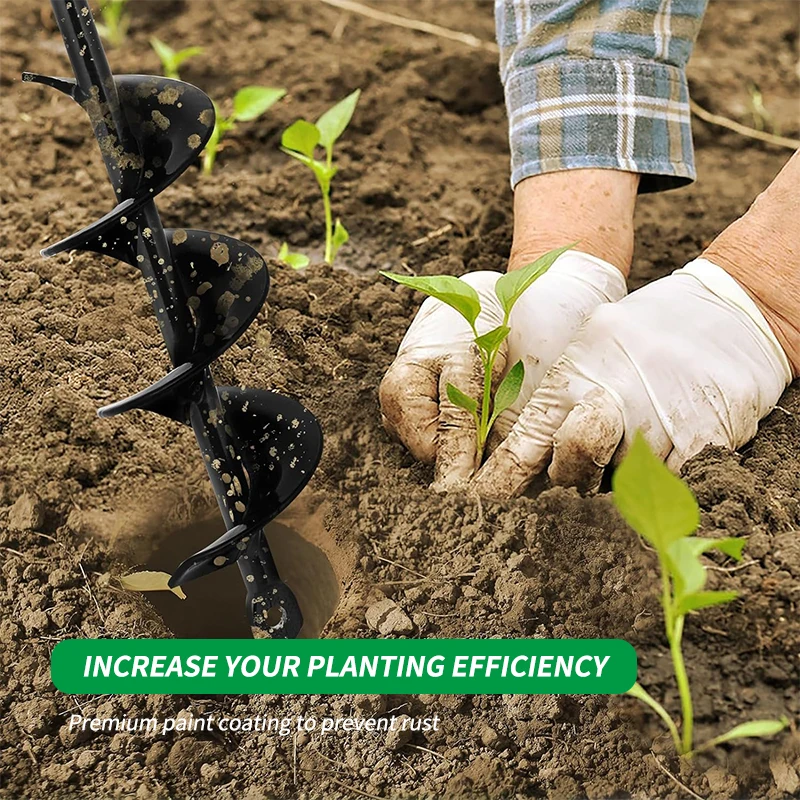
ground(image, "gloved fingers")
xmin=380 ymin=271 xmax=505 ymax=467
xmin=664 ymin=433 xmax=719 ymax=474
xmin=665 ymin=448 xmax=689 ymax=474
xmin=547 ymin=388 xmax=624 ymax=494
xmin=485 ymin=254 xmax=628 ymax=454
xmin=472 ymin=358 xmax=583 ymax=499
xmin=379 ymin=356 xmax=440 ymax=464
xmin=432 ymin=349 xmax=486 ymax=490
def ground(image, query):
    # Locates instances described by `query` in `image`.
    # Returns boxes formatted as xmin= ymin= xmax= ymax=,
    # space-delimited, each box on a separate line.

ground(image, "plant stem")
xmin=106 ymin=6 xmax=125 ymax=47
xmin=478 ymin=354 xmax=493 ymax=452
xmin=479 ymin=309 xmax=514 ymax=453
xmin=321 ymin=148 xmax=334 ymax=263
xmin=669 ymin=615 xmax=693 ymax=754
xmin=322 ymin=188 xmax=333 ymax=263
xmin=659 ymin=559 xmax=693 ymax=754
xmin=685 ymin=737 xmax=717 ymax=760
xmin=627 ymin=683 xmax=682 ymax=754
xmin=202 ymin=116 xmax=226 ymax=176
xmin=660 ymin=560 xmax=673 ymax=635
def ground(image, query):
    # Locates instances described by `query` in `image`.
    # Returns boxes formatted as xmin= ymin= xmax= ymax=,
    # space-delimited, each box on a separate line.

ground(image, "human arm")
xmin=474 ymin=150 xmax=800 ymax=498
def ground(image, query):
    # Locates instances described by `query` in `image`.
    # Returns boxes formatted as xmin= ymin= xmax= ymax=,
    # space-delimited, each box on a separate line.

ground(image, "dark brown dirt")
xmin=1 ymin=1 xmax=799 ymax=798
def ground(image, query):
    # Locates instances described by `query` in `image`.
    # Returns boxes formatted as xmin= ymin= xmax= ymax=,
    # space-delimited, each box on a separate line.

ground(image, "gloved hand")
xmin=379 ymin=252 xmax=628 ymax=489
xmin=473 ymin=258 xmax=793 ymax=498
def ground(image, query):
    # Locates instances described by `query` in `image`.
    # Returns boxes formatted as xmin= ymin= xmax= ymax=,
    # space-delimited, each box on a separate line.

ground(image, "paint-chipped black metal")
xmin=26 ymin=0 xmax=322 ymax=638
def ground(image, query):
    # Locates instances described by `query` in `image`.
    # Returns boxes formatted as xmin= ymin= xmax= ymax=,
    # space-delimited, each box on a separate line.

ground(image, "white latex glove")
xmin=473 ymin=258 xmax=793 ymax=498
xmin=379 ymin=252 xmax=628 ymax=489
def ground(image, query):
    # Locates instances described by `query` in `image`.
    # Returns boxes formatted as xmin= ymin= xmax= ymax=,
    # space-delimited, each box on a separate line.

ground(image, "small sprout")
xmin=382 ymin=244 xmax=572 ymax=455
xmin=150 ymin=37 xmax=203 ymax=81
xmin=202 ymin=86 xmax=286 ymax=175
xmin=96 ymin=0 xmax=131 ymax=48
xmin=331 ymin=218 xmax=349 ymax=263
xmin=613 ymin=433 xmax=788 ymax=756
xmin=281 ymin=89 xmax=360 ymax=264
xmin=747 ymin=81 xmax=779 ymax=134
xmin=119 ymin=570 xmax=186 ymax=600
xmin=278 ymin=242 xmax=310 ymax=270
xmin=691 ymin=717 xmax=790 ymax=755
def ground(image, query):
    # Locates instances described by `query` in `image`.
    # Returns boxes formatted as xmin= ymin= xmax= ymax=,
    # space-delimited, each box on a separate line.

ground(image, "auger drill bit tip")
xmin=34 ymin=0 xmax=322 ymax=638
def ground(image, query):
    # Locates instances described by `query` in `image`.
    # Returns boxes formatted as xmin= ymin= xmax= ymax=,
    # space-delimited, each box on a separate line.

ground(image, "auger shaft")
xmin=29 ymin=0 xmax=324 ymax=638
xmin=51 ymin=0 xmax=194 ymax=363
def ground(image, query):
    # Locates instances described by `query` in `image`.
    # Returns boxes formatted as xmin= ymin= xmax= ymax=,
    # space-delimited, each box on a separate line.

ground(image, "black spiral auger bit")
xmin=26 ymin=0 xmax=323 ymax=639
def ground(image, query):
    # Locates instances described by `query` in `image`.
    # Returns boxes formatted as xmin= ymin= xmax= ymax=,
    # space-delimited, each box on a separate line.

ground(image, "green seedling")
xmin=280 ymin=89 xmax=360 ymax=265
xmin=381 ymin=244 xmax=572 ymax=455
xmin=150 ymin=36 xmax=203 ymax=81
xmin=613 ymin=433 xmax=788 ymax=757
xmin=96 ymin=0 xmax=131 ymax=48
xmin=202 ymin=86 xmax=287 ymax=175
xmin=278 ymin=242 xmax=310 ymax=270
xmin=747 ymin=81 xmax=780 ymax=135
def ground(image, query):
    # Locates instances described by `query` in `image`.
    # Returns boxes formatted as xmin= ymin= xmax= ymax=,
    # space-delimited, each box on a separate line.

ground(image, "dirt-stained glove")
xmin=473 ymin=258 xmax=793 ymax=499
xmin=379 ymin=252 xmax=628 ymax=489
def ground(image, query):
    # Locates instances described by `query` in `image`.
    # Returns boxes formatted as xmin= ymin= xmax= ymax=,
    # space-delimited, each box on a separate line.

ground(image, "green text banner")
xmin=51 ymin=638 xmax=637 ymax=695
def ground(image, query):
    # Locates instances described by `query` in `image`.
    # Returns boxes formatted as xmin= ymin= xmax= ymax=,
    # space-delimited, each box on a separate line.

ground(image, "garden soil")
xmin=1 ymin=1 xmax=800 ymax=798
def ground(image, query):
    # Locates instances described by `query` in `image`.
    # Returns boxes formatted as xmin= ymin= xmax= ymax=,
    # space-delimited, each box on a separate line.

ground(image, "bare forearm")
xmin=704 ymin=150 xmax=800 ymax=375
xmin=509 ymin=169 xmax=640 ymax=276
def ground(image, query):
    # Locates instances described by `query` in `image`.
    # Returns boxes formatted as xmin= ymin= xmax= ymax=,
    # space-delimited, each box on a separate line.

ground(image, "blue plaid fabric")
xmin=495 ymin=0 xmax=708 ymax=192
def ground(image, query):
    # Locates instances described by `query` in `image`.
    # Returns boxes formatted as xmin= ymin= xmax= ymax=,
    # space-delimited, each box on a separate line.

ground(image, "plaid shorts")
xmin=496 ymin=0 xmax=708 ymax=192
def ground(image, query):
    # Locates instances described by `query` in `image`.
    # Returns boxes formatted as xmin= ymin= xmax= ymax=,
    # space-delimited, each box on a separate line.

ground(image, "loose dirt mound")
xmin=1 ymin=1 xmax=799 ymax=798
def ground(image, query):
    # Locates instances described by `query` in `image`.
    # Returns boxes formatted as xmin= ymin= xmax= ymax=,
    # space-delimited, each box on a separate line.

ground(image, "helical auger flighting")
xmin=25 ymin=0 xmax=323 ymax=639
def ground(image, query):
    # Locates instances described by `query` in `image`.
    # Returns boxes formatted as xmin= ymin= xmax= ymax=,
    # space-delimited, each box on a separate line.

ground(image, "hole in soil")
xmin=143 ymin=517 xmax=341 ymax=639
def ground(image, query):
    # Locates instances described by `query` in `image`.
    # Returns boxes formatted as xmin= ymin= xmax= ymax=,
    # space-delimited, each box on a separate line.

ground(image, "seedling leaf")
xmin=150 ymin=36 xmax=174 ymax=65
xmin=446 ymin=383 xmax=478 ymax=417
xmin=285 ymin=253 xmax=310 ymax=269
xmin=233 ymin=86 xmax=286 ymax=122
xmin=615 ymin=433 xmax=774 ymax=757
xmin=119 ymin=570 xmax=186 ymax=600
xmin=173 ymin=45 xmax=204 ymax=69
xmin=316 ymin=89 xmax=360 ymax=150
xmin=281 ymin=90 xmax=361 ymax=265
xmin=380 ymin=273 xmax=482 ymax=327
xmin=278 ymin=242 xmax=310 ymax=270
xmin=280 ymin=147 xmax=312 ymax=167
xmin=626 ymin=682 xmax=683 ymax=753
xmin=676 ymin=590 xmax=739 ymax=615
xmin=491 ymin=360 xmax=525 ymax=421
xmin=708 ymin=536 xmax=747 ymax=560
xmin=202 ymin=102 xmax=224 ymax=174
xmin=203 ymin=88 xmax=282 ymax=174
xmin=695 ymin=717 xmax=789 ymax=754
xmin=98 ymin=0 xmax=130 ymax=47
xmin=474 ymin=325 xmax=511 ymax=356
xmin=667 ymin=535 xmax=744 ymax=603
xmin=151 ymin=38 xmax=203 ymax=80
xmin=495 ymin=243 xmax=574 ymax=317
xmin=278 ymin=153 xmax=334 ymax=190
xmin=612 ymin=431 xmax=700 ymax=553
xmin=282 ymin=119 xmax=320 ymax=158
xmin=331 ymin=218 xmax=349 ymax=261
